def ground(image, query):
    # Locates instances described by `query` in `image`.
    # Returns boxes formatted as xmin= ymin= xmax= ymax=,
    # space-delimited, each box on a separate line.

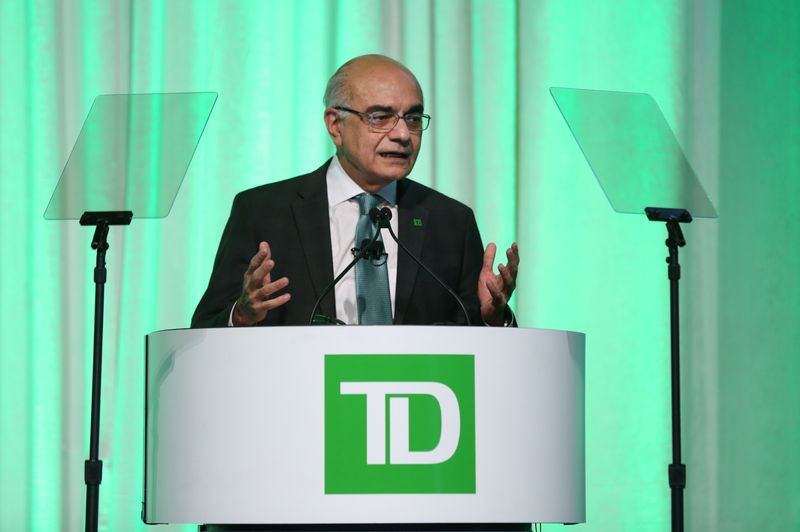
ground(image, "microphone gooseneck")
xmin=374 ymin=207 xmax=472 ymax=326
xmin=307 ymin=223 xmax=382 ymax=325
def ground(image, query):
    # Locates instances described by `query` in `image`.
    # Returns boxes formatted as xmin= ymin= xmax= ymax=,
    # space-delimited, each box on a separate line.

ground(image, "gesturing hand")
xmin=232 ymin=242 xmax=291 ymax=326
xmin=478 ymin=242 xmax=519 ymax=326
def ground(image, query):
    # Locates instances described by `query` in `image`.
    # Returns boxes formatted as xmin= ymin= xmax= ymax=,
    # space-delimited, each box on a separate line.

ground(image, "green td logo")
xmin=325 ymin=354 xmax=475 ymax=494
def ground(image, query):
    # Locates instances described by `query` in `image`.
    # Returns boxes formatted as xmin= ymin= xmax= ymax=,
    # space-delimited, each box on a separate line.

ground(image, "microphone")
xmin=369 ymin=206 xmax=392 ymax=227
xmin=371 ymin=207 xmax=472 ymax=326
xmin=307 ymin=223 xmax=383 ymax=325
xmin=352 ymin=238 xmax=386 ymax=262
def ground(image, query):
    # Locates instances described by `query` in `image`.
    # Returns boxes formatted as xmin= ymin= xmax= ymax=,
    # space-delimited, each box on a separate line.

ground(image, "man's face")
xmin=325 ymin=62 xmax=424 ymax=192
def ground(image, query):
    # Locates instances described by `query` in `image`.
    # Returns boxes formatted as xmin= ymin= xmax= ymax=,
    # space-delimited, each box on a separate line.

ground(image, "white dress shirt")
xmin=327 ymin=156 xmax=399 ymax=324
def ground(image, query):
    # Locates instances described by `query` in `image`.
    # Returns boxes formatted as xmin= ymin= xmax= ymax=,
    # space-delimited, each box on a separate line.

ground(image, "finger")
xmin=502 ymin=244 xmax=519 ymax=280
xmin=261 ymin=292 xmax=292 ymax=312
xmin=486 ymin=277 xmax=507 ymax=307
xmin=498 ymin=263 xmax=516 ymax=291
xmin=506 ymin=242 xmax=519 ymax=262
xmin=506 ymin=242 xmax=519 ymax=268
xmin=482 ymin=243 xmax=497 ymax=271
xmin=246 ymin=242 xmax=271 ymax=274
xmin=256 ymin=276 xmax=290 ymax=301
xmin=252 ymin=281 xmax=291 ymax=311
xmin=251 ymin=259 xmax=274 ymax=287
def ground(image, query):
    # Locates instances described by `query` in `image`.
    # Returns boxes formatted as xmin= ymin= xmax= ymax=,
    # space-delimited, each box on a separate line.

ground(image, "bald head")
xmin=322 ymin=54 xmax=426 ymax=192
xmin=323 ymin=54 xmax=423 ymax=109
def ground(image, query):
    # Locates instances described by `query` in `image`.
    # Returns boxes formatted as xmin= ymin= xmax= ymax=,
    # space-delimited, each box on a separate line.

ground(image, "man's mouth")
xmin=379 ymin=151 xmax=410 ymax=159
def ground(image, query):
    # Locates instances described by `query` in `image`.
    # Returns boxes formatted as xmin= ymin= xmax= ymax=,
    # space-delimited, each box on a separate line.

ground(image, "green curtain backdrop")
xmin=0 ymin=1 xmax=798 ymax=531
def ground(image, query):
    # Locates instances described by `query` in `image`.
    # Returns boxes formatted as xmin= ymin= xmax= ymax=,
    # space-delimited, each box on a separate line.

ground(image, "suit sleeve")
xmin=455 ymin=209 xmax=485 ymax=326
xmin=191 ymin=193 xmax=256 ymax=328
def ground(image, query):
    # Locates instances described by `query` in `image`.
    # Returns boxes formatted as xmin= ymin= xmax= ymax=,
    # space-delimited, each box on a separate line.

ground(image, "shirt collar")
xmin=326 ymin=155 xmax=397 ymax=207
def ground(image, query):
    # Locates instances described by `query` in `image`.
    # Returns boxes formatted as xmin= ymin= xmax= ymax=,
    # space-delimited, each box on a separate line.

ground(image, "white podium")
xmin=144 ymin=326 xmax=585 ymax=527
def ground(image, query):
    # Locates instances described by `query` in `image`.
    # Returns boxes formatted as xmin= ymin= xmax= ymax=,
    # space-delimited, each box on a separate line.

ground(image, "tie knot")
xmin=356 ymin=193 xmax=382 ymax=215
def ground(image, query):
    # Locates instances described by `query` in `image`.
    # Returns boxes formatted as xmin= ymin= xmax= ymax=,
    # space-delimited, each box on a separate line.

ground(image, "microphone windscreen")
xmin=369 ymin=207 xmax=381 ymax=223
xmin=370 ymin=207 xmax=392 ymax=227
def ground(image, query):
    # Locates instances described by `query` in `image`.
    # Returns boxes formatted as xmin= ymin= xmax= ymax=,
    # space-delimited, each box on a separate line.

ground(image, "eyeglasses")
xmin=334 ymin=106 xmax=431 ymax=133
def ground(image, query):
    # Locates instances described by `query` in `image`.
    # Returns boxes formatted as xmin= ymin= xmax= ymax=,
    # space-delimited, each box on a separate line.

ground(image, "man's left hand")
xmin=478 ymin=242 xmax=519 ymax=326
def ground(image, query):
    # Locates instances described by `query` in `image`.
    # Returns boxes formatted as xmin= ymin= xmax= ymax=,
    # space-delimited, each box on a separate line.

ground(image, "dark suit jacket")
xmin=191 ymin=160 xmax=484 ymax=327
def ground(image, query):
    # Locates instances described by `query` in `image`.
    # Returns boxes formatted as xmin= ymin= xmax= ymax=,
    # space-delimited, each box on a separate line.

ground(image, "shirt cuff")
xmin=482 ymin=305 xmax=516 ymax=327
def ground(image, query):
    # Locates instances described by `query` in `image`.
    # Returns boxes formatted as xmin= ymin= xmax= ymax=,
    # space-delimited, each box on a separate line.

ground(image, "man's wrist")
xmin=482 ymin=305 xmax=514 ymax=327
xmin=231 ymin=301 xmax=257 ymax=327
xmin=502 ymin=305 xmax=516 ymax=327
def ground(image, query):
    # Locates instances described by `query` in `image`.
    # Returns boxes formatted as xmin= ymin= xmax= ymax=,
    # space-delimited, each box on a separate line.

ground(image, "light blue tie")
xmin=354 ymin=193 xmax=392 ymax=325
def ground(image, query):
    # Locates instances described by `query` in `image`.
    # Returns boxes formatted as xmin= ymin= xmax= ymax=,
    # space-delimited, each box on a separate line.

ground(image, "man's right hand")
xmin=232 ymin=242 xmax=291 ymax=326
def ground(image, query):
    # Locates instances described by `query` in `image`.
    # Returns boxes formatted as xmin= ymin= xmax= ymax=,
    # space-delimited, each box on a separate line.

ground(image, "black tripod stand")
xmin=79 ymin=210 xmax=132 ymax=532
xmin=646 ymin=207 xmax=691 ymax=532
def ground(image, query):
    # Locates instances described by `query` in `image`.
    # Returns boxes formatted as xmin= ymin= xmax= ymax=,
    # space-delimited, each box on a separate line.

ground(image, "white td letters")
xmin=339 ymin=382 xmax=461 ymax=465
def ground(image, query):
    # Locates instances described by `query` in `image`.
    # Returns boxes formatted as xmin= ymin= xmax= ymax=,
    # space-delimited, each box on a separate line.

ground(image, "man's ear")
xmin=324 ymin=108 xmax=344 ymax=148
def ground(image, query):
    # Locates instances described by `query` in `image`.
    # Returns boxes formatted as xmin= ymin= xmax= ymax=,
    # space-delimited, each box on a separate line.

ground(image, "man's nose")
xmin=388 ymin=117 xmax=412 ymax=142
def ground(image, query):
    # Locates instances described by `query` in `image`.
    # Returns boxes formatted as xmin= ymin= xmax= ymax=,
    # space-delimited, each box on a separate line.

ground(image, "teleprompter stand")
xmin=551 ymin=87 xmax=718 ymax=532
xmin=80 ymin=210 xmax=132 ymax=532
xmin=646 ymin=206 xmax=692 ymax=532
xmin=44 ymin=92 xmax=217 ymax=532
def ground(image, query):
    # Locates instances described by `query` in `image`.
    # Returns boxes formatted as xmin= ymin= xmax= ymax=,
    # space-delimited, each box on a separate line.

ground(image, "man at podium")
xmin=192 ymin=54 xmax=518 ymax=328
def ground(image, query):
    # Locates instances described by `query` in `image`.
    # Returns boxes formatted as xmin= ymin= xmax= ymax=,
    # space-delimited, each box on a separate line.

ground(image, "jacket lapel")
xmin=291 ymin=162 xmax=336 ymax=319
xmin=394 ymin=180 xmax=427 ymax=324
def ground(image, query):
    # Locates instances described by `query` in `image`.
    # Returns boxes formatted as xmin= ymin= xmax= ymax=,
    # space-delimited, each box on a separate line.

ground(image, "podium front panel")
xmin=144 ymin=326 xmax=585 ymax=525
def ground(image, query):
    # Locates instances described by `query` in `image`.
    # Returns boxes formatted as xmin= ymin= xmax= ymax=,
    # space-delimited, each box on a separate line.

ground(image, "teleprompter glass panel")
xmin=550 ymin=87 xmax=717 ymax=218
xmin=44 ymin=92 xmax=217 ymax=219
